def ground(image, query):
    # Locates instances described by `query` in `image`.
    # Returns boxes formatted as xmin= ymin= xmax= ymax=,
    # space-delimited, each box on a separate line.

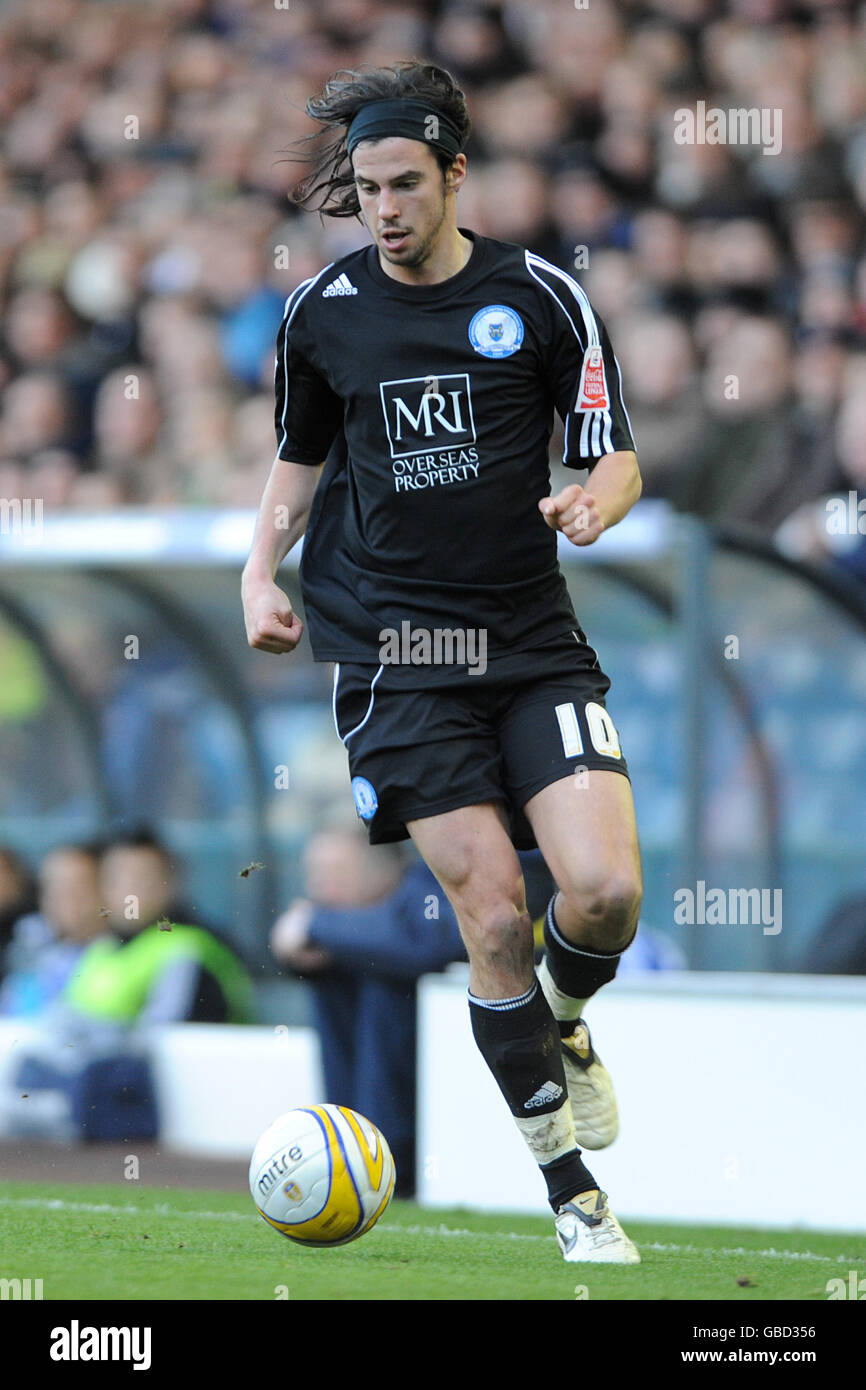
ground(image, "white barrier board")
xmin=0 ymin=1020 xmax=323 ymax=1159
xmin=417 ymin=970 xmax=866 ymax=1232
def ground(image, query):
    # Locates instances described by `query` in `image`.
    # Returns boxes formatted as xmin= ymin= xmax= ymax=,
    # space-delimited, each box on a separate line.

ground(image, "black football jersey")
xmin=273 ymin=229 xmax=635 ymax=668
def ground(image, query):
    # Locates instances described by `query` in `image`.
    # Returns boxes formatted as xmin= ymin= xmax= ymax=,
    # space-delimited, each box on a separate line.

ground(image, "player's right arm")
xmin=243 ymin=275 xmax=343 ymax=655
xmin=242 ymin=458 xmax=322 ymax=654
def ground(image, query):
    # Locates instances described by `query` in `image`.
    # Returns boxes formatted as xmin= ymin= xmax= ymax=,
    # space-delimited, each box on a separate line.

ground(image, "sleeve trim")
xmin=524 ymin=251 xmax=616 ymax=463
xmin=276 ymin=262 xmax=336 ymax=458
xmin=524 ymin=250 xmax=600 ymax=348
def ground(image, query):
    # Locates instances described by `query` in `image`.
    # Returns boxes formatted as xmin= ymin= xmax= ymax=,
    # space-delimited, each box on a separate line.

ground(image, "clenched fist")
xmin=241 ymin=573 xmax=304 ymax=654
xmin=538 ymin=483 xmax=604 ymax=546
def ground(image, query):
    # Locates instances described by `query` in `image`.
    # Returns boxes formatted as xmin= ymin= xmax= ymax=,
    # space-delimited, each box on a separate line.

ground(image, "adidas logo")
xmin=524 ymin=1080 xmax=563 ymax=1110
xmin=322 ymin=273 xmax=358 ymax=297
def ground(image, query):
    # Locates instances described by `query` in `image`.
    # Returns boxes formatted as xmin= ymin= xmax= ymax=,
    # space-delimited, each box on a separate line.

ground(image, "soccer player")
xmin=242 ymin=62 xmax=643 ymax=1263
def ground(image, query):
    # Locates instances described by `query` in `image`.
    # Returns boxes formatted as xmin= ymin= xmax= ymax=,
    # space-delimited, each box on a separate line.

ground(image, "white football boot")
xmin=538 ymin=957 xmax=618 ymax=1149
xmin=555 ymin=1190 xmax=641 ymax=1265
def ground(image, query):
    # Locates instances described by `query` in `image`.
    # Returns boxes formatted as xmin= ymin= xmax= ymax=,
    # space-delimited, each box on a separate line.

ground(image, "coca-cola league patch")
xmin=575 ymin=346 xmax=610 ymax=411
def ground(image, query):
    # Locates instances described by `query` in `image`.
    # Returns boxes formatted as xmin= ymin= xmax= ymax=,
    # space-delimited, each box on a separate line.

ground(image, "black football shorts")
xmin=330 ymin=631 xmax=630 ymax=849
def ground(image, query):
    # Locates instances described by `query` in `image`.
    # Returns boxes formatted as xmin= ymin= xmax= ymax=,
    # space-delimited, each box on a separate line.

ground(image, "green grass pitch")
xmin=1 ymin=1182 xmax=863 ymax=1301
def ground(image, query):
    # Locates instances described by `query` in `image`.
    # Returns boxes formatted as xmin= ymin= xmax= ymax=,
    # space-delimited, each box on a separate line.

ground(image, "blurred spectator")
xmin=0 ymin=843 xmax=103 ymax=1016
xmin=630 ymin=208 xmax=693 ymax=315
xmin=4 ymin=288 xmax=80 ymax=372
xmin=614 ymin=311 xmax=704 ymax=499
xmin=671 ymin=315 xmax=828 ymax=527
xmin=63 ymin=829 xmax=255 ymax=1025
xmin=775 ymin=354 xmax=866 ymax=584
xmin=91 ymin=365 xmax=166 ymax=502
xmin=0 ymin=371 xmax=77 ymax=459
xmin=476 ymin=158 xmax=560 ymax=261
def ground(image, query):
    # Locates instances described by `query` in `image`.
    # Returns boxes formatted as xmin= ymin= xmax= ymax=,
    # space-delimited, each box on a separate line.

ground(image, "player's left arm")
xmin=539 ymin=449 xmax=641 ymax=547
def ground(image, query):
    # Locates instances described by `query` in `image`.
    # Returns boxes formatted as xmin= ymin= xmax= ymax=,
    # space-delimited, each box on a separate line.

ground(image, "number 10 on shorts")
xmin=555 ymin=701 xmax=622 ymax=759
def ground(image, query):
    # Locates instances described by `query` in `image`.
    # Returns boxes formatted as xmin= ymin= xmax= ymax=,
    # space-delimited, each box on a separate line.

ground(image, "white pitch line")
xmin=396 ymin=1223 xmax=864 ymax=1265
xmin=0 ymin=1198 xmax=861 ymax=1265
xmin=0 ymin=1197 xmax=254 ymax=1222
xmin=641 ymin=1240 xmax=864 ymax=1266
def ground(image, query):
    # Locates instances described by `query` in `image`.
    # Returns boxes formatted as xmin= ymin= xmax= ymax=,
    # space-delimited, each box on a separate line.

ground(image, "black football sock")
xmin=468 ymin=978 xmax=597 ymax=1211
xmin=542 ymin=894 xmax=635 ymax=1023
xmin=539 ymin=1150 xmax=599 ymax=1212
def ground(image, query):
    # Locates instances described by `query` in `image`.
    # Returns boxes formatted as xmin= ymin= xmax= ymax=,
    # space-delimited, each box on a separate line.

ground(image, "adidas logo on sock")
xmin=322 ymin=273 xmax=358 ymax=297
xmin=524 ymin=1080 xmax=564 ymax=1110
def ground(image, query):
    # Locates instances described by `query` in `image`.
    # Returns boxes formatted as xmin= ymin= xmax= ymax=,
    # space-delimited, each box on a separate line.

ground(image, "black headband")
xmin=346 ymin=99 xmax=463 ymax=161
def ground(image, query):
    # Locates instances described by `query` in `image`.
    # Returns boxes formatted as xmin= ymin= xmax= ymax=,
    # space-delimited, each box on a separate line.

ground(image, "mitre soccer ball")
xmin=249 ymin=1105 xmax=396 ymax=1247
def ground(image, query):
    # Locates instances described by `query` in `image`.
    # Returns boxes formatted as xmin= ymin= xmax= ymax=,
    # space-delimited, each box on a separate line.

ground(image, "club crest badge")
xmin=351 ymin=776 xmax=378 ymax=821
xmin=468 ymin=304 xmax=524 ymax=358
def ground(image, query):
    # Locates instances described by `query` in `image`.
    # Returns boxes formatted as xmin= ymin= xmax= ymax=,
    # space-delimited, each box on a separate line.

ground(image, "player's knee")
xmin=558 ymin=868 xmax=642 ymax=949
xmin=463 ymin=898 xmax=534 ymax=978
xmin=439 ymin=853 xmax=524 ymax=933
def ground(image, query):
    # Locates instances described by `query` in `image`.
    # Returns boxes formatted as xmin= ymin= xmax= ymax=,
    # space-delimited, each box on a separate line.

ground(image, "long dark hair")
xmin=290 ymin=60 xmax=471 ymax=219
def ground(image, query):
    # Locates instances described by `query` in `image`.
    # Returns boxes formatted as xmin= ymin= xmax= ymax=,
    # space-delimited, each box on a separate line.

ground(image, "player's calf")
xmin=467 ymin=976 xmax=599 ymax=1209
xmin=462 ymin=897 xmax=535 ymax=1001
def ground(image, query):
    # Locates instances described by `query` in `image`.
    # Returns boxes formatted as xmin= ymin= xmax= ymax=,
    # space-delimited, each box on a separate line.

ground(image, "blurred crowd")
xmin=0 ymin=0 xmax=864 ymax=553
xmin=0 ymin=830 xmax=254 ymax=1140
xmin=0 ymin=831 xmax=254 ymax=1023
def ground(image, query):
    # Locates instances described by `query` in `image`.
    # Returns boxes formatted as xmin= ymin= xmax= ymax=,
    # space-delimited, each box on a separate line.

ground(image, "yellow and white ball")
xmin=249 ymin=1105 xmax=396 ymax=1247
